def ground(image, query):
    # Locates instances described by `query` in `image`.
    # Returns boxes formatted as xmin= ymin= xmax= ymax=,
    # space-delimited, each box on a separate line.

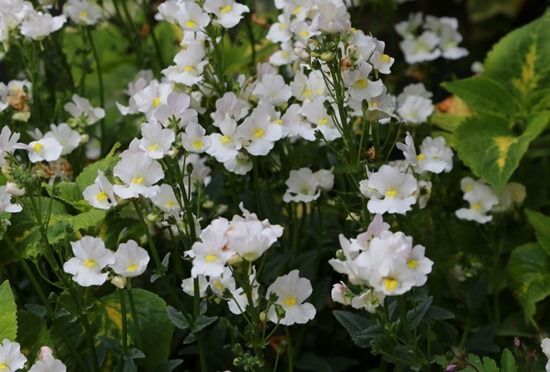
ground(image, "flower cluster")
xmin=396 ymin=13 xmax=468 ymax=64
xmin=330 ymin=215 xmax=433 ymax=310
xmin=0 ymin=339 xmax=66 ymax=372
xmin=455 ymin=177 xmax=526 ymax=224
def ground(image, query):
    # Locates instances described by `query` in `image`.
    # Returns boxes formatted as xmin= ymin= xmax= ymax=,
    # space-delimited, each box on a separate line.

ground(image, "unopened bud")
xmin=111 ymin=276 xmax=127 ymax=289
xmin=5 ymin=182 xmax=25 ymax=196
xmin=80 ymin=134 xmax=89 ymax=144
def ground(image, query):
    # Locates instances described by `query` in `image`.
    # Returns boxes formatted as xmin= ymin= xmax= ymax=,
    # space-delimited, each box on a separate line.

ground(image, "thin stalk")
xmin=119 ymin=289 xmax=128 ymax=354
xmin=126 ymin=283 xmax=144 ymax=351
xmin=285 ymin=327 xmax=294 ymax=372
xmin=132 ymin=200 xmax=163 ymax=273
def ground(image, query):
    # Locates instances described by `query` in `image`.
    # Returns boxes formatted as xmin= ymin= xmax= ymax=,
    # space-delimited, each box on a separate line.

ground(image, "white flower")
xmin=266 ymin=14 xmax=292 ymax=43
xmin=63 ymin=0 xmax=102 ymax=26
xmin=301 ymin=98 xmax=341 ymax=141
xmin=151 ymin=184 xmax=181 ymax=216
xmin=360 ymin=165 xmax=418 ymax=215
xmin=176 ymin=1 xmax=210 ymax=31
xmin=541 ymin=338 xmax=550 ymax=372
xmin=154 ymin=92 xmax=198 ymax=128
xmin=266 ymin=270 xmax=316 ymax=326
xmin=0 ymin=339 xmax=27 ymax=372
xmin=227 ymin=283 xmax=259 ymax=315
xmin=0 ymin=126 xmax=25 ymax=166
xmin=455 ymin=178 xmax=499 ymax=224
xmin=211 ymin=92 xmax=250 ymax=124
xmin=290 ymin=70 xmax=325 ymax=102
xmin=63 ymin=236 xmax=115 ymax=287
xmin=187 ymin=218 xmax=233 ymax=277
xmin=162 ymin=44 xmax=208 ymax=86
xmin=397 ymin=94 xmax=433 ymax=125
xmin=283 ymin=168 xmax=334 ymax=203
xmin=343 ymin=61 xmax=384 ymax=102
xmin=223 ymin=152 xmax=253 ymax=175
xmin=44 ymin=123 xmax=81 ymax=155
xmin=237 ymin=105 xmax=283 ymax=156
xmin=399 ymin=31 xmax=441 ymax=64
xmin=20 ymin=11 xmax=66 ymax=40
xmin=208 ymin=267 xmax=236 ymax=297
xmin=181 ymin=275 xmax=208 ymax=297
xmin=110 ymin=240 xmax=150 ymax=278
xmin=132 ymin=80 xmax=172 ymax=118
xmin=182 ymin=122 xmax=211 ymax=153
xmin=28 ymin=346 xmax=66 ymax=372
xmin=113 ymin=152 xmax=164 ymax=199
xmin=207 ymin=116 xmax=242 ymax=163
xmin=138 ymin=121 xmax=175 ymax=159
xmin=27 ymin=138 xmax=63 ymax=163
xmin=369 ymin=39 xmax=395 ymax=74
xmin=331 ymin=282 xmax=353 ymax=306
xmin=280 ymin=103 xmax=315 ymax=141
xmin=315 ymin=0 xmax=351 ymax=33
xmin=204 ymin=0 xmax=249 ymax=28
xmin=416 ymin=136 xmax=453 ymax=173
xmin=351 ymin=289 xmax=385 ymax=313
xmin=494 ymin=182 xmax=526 ymax=212
xmin=252 ymin=74 xmax=292 ymax=107
xmin=83 ymin=170 xmax=117 ymax=209
xmin=64 ymin=94 xmax=105 ymax=125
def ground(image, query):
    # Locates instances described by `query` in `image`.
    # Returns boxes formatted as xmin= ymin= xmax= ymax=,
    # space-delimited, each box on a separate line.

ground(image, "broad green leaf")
xmin=483 ymin=11 xmax=550 ymax=106
xmin=17 ymin=311 xmax=52 ymax=364
xmin=525 ymin=209 xmax=550 ymax=255
xmin=506 ymin=243 xmax=550 ymax=324
xmin=442 ymin=76 xmax=518 ymax=117
xmin=0 ymin=281 xmax=17 ymax=341
xmin=454 ymin=112 xmax=550 ymax=190
xmin=97 ymin=289 xmax=174 ymax=371
xmin=500 ymin=348 xmax=518 ymax=372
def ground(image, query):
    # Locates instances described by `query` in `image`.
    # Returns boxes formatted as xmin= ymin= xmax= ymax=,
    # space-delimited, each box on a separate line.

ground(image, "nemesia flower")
xmin=290 ymin=70 xmax=325 ymax=102
xmin=541 ymin=338 xmax=550 ymax=372
xmin=138 ymin=121 xmax=175 ymax=159
xmin=351 ymin=289 xmax=385 ymax=313
xmin=63 ymin=236 xmax=115 ymax=287
xmin=154 ymin=92 xmax=198 ymax=128
xmin=204 ymin=0 xmax=249 ymax=29
xmin=237 ymin=105 xmax=283 ymax=156
xmin=28 ymin=346 xmax=66 ymax=372
xmin=211 ymin=92 xmax=250 ymax=124
xmin=20 ymin=11 xmax=66 ymax=40
xmin=360 ymin=165 xmax=418 ymax=214
xmin=343 ymin=61 xmax=384 ymax=102
xmin=416 ymin=136 xmax=453 ymax=173
xmin=208 ymin=267 xmax=236 ymax=297
xmin=283 ymin=168 xmax=334 ymax=203
xmin=64 ymin=94 xmax=105 ymax=125
xmin=0 ymin=126 xmax=25 ymax=166
xmin=266 ymin=270 xmax=316 ymax=325
xmin=399 ymin=31 xmax=441 ymax=64
xmin=27 ymin=138 xmax=63 ymax=163
xmin=178 ymin=1 xmax=210 ymax=31
xmin=494 ymin=182 xmax=526 ymax=212
xmin=151 ymin=184 xmax=181 ymax=216
xmin=132 ymin=80 xmax=172 ymax=118
xmin=110 ymin=240 xmax=150 ymax=278
xmin=63 ymin=0 xmax=102 ymax=26
xmin=301 ymin=98 xmax=341 ymax=141
xmin=187 ymin=218 xmax=233 ymax=277
xmin=181 ymin=275 xmax=208 ymax=297
xmin=162 ymin=44 xmax=208 ymax=86
xmin=397 ymin=94 xmax=433 ymax=125
xmin=252 ymin=73 xmax=292 ymax=107
xmin=207 ymin=116 xmax=243 ymax=163
xmin=455 ymin=177 xmax=499 ymax=224
xmin=331 ymin=282 xmax=353 ymax=306
xmin=116 ymin=70 xmax=155 ymax=116
xmin=113 ymin=152 xmax=164 ymax=199
xmin=182 ymin=122 xmax=211 ymax=153
xmin=43 ymin=123 xmax=81 ymax=155
xmin=83 ymin=170 xmax=117 ymax=210
xmin=0 ymin=339 xmax=27 ymax=372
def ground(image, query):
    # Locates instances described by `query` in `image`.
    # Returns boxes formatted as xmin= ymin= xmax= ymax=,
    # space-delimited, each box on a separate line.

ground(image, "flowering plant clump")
xmin=0 ymin=0 xmax=549 ymax=370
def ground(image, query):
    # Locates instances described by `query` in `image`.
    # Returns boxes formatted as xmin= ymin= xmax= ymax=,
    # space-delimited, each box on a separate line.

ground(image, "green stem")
xmin=193 ymin=279 xmax=208 ymax=372
xmin=285 ymin=327 xmax=294 ymax=372
xmin=119 ymin=289 xmax=128 ymax=354
xmin=132 ymin=200 xmax=163 ymax=274
xmin=126 ymin=283 xmax=144 ymax=351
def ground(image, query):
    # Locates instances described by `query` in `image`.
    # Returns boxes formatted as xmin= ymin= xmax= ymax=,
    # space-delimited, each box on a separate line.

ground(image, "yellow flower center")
xmin=383 ymin=277 xmax=399 ymax=292
xmin=127 ymin=264 xmax=139 ymax=272
xmin=220 ymin=135 xmax=232 ymax=144
xmin=192 ymin=140 xmax=204 ymax=150
xmin=354 ymin=78 xmax=368 ymax=89
xmin=283 ymin=295 xmax=298 ymax=307
xmin=292 ymin=6 xmax=302 ymax=15
xmin=416 ymin=153 xmax=426 ymax=161
xmin=147 ymin=143 xmax=160 ymax=151
xmin=253 ymin=128 xmax=265 ymax=138
xmin=152 ymin=96 xmax=161 ymax=108
xmin=303 ymin=89 xmax=312 ymax=98
xmin=318 ymin=117 xmax=329 ymax=126
xmin=471 ymin=202 xmax=482 ymax=210
xmin=164 ymin=201 xmax=176 ymax=209
xmin=379 ymin=54 xmax=391 ymax=63
xmin=132 ymin=176 xmax=145 ymax=185
xmin=0 ymin=362 xmax=8 ymax=370
xmin=407 ymin=259 xmax=418 ymax=269
xmin=205 ymin=254 xmax=218 ymax=263
xmin=385 ymin=187 xmax=399 ymax=198
xmin=83 ymin=259 xmax=97 ymax=268
xmin=33 ymin=142 xmax=43 ymax=152
xmin=185 ymin=19 xmax=198 ymax=29
xmin=299 ymin=30 xmax=309 ymax=39
xmin=79 ymin=10 xmax=89 ymax=19
xmin=183 ymin=65 xmax=195 ymax=72
xmin=273 ymin=119 xmax=283 ymax=125
xmin=213 ymin=280 xmax=224 ymax=290
xmin=220 ymin=4 xmax=232 ymax=13
xmin=464 ymin=184 xmax=473 ymax=192
xmin=96 ymin=191 xmax=108 ymax=202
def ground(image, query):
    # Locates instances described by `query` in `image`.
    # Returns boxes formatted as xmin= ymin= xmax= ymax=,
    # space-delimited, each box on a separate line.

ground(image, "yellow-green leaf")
xmin=0 ymin=281 xmax=17 ymax=341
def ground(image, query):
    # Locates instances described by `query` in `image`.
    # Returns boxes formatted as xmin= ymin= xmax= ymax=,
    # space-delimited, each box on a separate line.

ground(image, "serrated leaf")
xmin=442 ymin=76 xmax=518 ymax=117
xmin=500 ymin=348 xmax=518 ymax=372
xmin=454 ymin=112 xmax=550 ymax=190
xmin=525 ymin=209 xmax=550 ymax=255
xmin=0 ymin=281 xmax=17 ymax=341
xmin=506 ymin=243 xmax=550 ymax=324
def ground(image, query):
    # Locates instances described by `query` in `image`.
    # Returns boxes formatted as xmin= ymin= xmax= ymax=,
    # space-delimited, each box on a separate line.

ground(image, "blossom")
xmin=113 ymin=152 xmax=164 ymax=199
xmin=182 ymin=122 xmax=211 ymax=153
xmin=27 ymin=138 xmax=63 ymax=163
xmin=204 ymin=0 xmax=249 ymax=29
xmin=494 ymin=182 xmax=526 ymax=212
xmin=266 ymin=270 xmax=316 ymax=325
xmin=162 ymin=44 xmax=208 ymax=86
xmin=110 ymin=240 xmax=150 ymax=278
xmin=0 ymin=126 xmax=25 ymax=166
xmin=541 ymin=338 xmax=550 ymax=372
xmin=301 ymin=99 xmax=341 ymax=141
xmin=176 ymin=1 xmax=210 ymax=31
xmin=132 ymin=80 xmax=172 ymax=118
xmin=63 ymin=236 xmax=115 ymax=286
xmin=0 ymin=339 xmax=27 ymax=372
xmin=290 ymin=70 xmax=325 ymax=102
xmin=83 ymin=170 xmax=117 ymax=209
xmin=283 ymin=168 xmax=334 ymax=203
xmin=151 ymin=184 xmax=181 ymax=216
xmin=20 ymin=11 xmax=66 ymax=40
xmin=416 ymin=136 xmax=453 ymax=173
xmin=138 ymin=121 xmax=175 ymax=159
xmin=331 ymin=282 xmax=353 ymax=306
xmin=181 ymin=275 xmax=208 ymax=297
xmin=44 ymin=123 xmax=81 ymax=155
xmin=351 ymin=289 xmax=385 ymax=313
xmin=28 ymin=346 xmax=66 ymax=372
xmin=207 ymin=116 xmax=242 ymax=163
xmin=399 ymin=32 xmax=441 ymax=64
xmin=208 ymin=267 xmax=236 ymax=297
xmin=64 ymin=94 xmax=105 ymax=125
xmin=187 ymin=218 xmax=233 ymax=277
xmin=252 ymin=74 xmax=292 ymax=107
xmin=360 ymin=165 xmax=418 ymax=215
xmin=455 ymin=178 xmax=498 ymax=224
xmin=63 ymin=0 xmax=102 ymax=26
xmin=211 ymin=92 xmax=250 ymax=124
xmin=237 ymin=105 xmax=283 ymax=156
xmin=343 ymin=62 xmax=384 ymax=102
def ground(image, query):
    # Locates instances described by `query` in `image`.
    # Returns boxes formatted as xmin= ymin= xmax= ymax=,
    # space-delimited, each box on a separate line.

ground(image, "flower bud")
xmin=111 ymin=276 xmax=127 ymax=289
xmin=5 ymin=182 xmax=25 ymax=196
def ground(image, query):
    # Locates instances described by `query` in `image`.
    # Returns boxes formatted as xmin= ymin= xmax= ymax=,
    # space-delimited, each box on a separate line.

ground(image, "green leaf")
xmin=506 ymin=243 xmax=550 ymax=324
xmin=76 ymin=143 xmax=120 ymax=190
xmin=96 ymin=289 xmax=174 ymax=372
xmin=483 ymin=11 xmax=550 ymax=105
xmin=525 ymin=209 xmax=550 ymax=255
xmin=454 ymin=112 xmax=550 ymax=190
xmin=17 ymin=311 xmax=52 ymax=365
xmin=0 ymin=281 xmax=17 ymax=341
xmin=166 ymin=306 xmax=190 ymax=331
xmin=500 ymin=348 xmax=518 ymax=372
xmin=442 ymin=76 xmax=518 ymax=117
xmin=193 ymin=314 xmax=218 ymax=333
